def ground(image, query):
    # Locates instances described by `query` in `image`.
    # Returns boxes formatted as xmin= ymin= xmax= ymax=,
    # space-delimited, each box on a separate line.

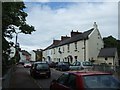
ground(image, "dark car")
xmin=30 ymin=61 xmax=51 ymax=78
xmin=50 ymin=71 xmax=120 ymax=90
xmin=48 ymin=61 xmax=57 ymax=68
xmin=56 ymin=62 xmax=70 ymax=71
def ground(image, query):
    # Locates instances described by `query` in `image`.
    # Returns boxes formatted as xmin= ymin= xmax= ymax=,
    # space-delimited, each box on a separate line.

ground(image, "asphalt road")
xmin=25 ymin=66 xmax=64 ymax=89
xmin=9 ymin=64 xmax=63 ymax=89
xmin=9 ymin=64 xmax=41 ymax=89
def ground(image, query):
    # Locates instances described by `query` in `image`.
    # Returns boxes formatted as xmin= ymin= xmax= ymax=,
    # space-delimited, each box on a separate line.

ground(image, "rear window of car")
xmin=36 ymin=63 xmax=49 ymax=70
xmin=83 ymin=74 xmax=120 ymax=88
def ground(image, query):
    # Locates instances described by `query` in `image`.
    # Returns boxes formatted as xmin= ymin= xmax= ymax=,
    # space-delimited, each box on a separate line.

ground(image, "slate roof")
xmin=98 ymin=48 xmax=117 ymax=57
xmin=57 ymin=28 xmax=94 ymax=47
xmin=44 ymin=44 xmax=55 ymax=50
xmin=44 ymin=28 xmax=94 ymax=50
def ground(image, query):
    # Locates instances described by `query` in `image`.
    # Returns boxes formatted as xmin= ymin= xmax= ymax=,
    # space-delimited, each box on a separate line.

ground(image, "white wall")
xmin=19 ymin=52 xmax=26 ymax=62
xmin=43 ymin=23 xmax=104 ymax=64
xmin=29 ymin=51 xmax=36 ymax=61
xmin=87 ymin=28 xmax=104 ymax=61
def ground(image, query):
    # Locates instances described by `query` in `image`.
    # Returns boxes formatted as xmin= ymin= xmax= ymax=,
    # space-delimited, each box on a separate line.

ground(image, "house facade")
xmin=97 ymin=48 xmax=119 ymax=66
xmin=43 ymin=22 xmax=104 ymax=63
xmin=29 ymin=50 xmax=36 ymax=61
xmin=30 ymin=49 xmax=43 ymax=62
xmin=19 ymin=50 xmax=31 ymax=63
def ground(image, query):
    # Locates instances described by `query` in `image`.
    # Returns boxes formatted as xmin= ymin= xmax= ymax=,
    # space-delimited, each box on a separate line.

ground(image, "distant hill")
xmin=103 ymin=36 xmax=120 ymax=59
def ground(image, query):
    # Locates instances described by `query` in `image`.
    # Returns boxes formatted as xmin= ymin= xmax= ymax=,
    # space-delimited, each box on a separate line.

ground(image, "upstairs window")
xmin=58 ymin=47 xmax=62 ymax=54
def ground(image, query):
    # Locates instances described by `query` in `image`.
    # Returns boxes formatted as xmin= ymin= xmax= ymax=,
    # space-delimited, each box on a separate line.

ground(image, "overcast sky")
xmin=10 ymin=0 xmax=119 ymax=52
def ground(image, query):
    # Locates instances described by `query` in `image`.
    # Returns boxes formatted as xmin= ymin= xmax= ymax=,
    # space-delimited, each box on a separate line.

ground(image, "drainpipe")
xmin=84 ymin=39 xmax=86 ymax=61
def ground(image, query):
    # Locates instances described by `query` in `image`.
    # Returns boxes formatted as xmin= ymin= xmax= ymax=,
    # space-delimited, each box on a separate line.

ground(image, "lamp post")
xmin=15 ymin=31 xmax=21 ymax=47
xmin=14 ymin=31 xmax=21 ymax=64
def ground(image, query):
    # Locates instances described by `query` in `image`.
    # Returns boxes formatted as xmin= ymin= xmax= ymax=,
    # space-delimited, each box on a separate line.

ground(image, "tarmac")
xmin=3 ymin=64 xmax=40 ymax=89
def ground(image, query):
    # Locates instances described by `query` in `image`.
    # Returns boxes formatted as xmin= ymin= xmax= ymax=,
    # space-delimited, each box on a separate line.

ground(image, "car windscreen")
xmin=72 ymin=62 xmax=81 ymax=66
xmin=82 ymin=62 xmax=92 ymax=66
xmin=36 ymin=63 xmax=49 ymax=70
xmin=83 ymin=74 xmax=120 ymax=89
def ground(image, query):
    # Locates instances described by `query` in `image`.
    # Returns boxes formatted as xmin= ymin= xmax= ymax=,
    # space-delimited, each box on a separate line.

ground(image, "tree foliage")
xmin=2 ymin=2 xmax=36 ymax=74
xmin=2 ymin=2 xmax=35 ymax=51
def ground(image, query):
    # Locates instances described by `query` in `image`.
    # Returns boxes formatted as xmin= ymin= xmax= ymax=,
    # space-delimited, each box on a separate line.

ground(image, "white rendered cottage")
xmin=97 ymin=48 xmax=119 ymax=66
xmin=43 ymin=22 xmax=104 ymax=63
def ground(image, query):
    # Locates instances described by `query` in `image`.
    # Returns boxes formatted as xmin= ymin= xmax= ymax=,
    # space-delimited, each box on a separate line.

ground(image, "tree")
xmin=103 ymin=36 xmax=117 ymax=48
xmin=2 ymin=2 xmax=35 ymax=74
xmin=103 ymin=36 xmax=120 ymax=59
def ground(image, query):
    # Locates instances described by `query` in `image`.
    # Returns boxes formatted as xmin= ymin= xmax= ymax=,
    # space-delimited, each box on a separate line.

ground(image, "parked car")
xmin=30 ymin=61 xmax=51 ymax=78
xmin=70 ymin=61 xmax=93 ymax=70
xmin=56 ymin=62 xmax=70 ymax=71
xmin=50 ymin=71 xmax=120 ymax=90
xmin=48 ymin=61 xmax=57 ymax=68
xmin=24 ymin=62 xmax=31 ymax=68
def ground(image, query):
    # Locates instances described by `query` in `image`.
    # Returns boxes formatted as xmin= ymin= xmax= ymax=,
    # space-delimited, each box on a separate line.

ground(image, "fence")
xmin=91 ymin=65 xmax=120 ymax=80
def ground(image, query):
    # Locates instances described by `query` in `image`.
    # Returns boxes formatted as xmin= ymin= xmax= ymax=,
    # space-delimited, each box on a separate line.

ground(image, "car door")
xmin=70 ymin=61 xmax=81 ymax=70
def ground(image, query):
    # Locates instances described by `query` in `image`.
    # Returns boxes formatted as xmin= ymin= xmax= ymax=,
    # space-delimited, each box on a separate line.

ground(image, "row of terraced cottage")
xmin=42 ymin=22 xmax=119 ymax=66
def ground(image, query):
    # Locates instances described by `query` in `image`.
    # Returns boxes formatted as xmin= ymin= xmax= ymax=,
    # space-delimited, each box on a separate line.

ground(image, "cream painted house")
xmin=29 ymin=50 xmax=36 ymax=61
xmin=43 ymin=22 xmax=104 ymax=63
xmin=97 ymin=48 xmax=119 ymax=66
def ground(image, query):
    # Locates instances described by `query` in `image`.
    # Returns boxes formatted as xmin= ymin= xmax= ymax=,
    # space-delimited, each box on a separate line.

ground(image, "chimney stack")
xmin=93 ymin=22 xmax=98 ymax=29
xmin=53 ymin=40 xmax=61 ymax=45
xmin=71 ymin=30 xmax=82 ymax=37
xmin=61 ymin=35 xmax=70 ymax=41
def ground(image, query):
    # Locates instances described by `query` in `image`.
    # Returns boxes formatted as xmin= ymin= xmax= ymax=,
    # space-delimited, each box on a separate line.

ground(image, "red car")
xmin=50 ymin=71 xmax=120 ymax=90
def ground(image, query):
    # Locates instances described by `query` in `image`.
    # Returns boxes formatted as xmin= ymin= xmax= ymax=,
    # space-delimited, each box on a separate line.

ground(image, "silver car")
xmin=70 ymin=61 xmax=93 ymax=70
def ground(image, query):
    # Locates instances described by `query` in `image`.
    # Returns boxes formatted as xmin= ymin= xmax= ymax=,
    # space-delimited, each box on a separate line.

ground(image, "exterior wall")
xmin=19 ymin=52 xmax=26 ymax=63
xmin=97 ymin=57 xmax=114 ymax=65
xmin=97 ymin=51 xmax=119 ymax=66
xmin=29 ymin=51 xmax=36 ymax=61
xmin=42 ymin=50 xmax=47 ymax=61
xmin=47 ymin=40 xmax=85 ymax=63
xmin=68 ymin=40 xmax=84 ymax=62
xmin=42 ymin=23 xmax=104 ymax=64
xmin=87 ymin=28 xmax=104 ymax=61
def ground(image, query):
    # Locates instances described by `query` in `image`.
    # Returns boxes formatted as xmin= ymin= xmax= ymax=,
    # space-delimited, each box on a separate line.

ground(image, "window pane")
xmin=57 ymin=73 xmax=69 ymax=85
xmin=83 ymin=75 xmax=120 ymax=88
xmin=67 ymin=74 xmax=76 ymax=90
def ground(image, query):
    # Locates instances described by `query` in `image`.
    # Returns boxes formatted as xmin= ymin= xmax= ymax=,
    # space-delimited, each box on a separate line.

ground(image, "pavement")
xmin=6 ymin=64 xmax=40 ymax=89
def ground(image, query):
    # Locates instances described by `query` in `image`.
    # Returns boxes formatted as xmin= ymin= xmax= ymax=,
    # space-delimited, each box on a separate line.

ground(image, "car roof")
xmin=67 ymin=71 xmax=111 ymax=76
xmin=33 ymin=61 xmax=48 ymax=64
